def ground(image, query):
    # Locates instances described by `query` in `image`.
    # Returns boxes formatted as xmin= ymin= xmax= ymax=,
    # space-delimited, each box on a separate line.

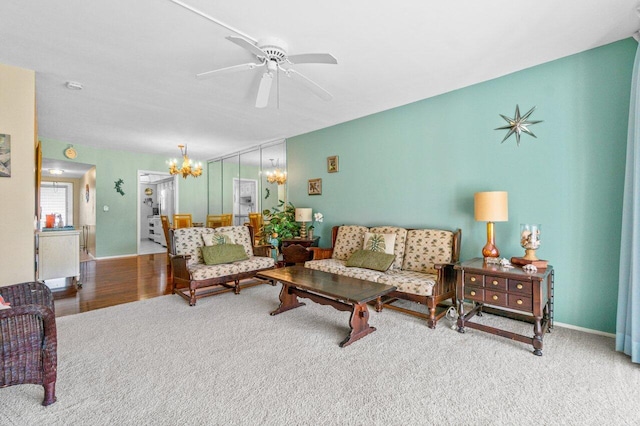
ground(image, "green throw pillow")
xmin=201 ymin=244 xmax=248 ymax=265
xmin=346 ymin=249 xmax=395 ymax=272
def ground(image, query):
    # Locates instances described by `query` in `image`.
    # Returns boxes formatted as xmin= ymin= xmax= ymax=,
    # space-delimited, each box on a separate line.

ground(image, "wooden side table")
xmin=281 ymin=237 xmax=320 ymax=265
xmin=455 ymin=258 xmax=554 ymax=356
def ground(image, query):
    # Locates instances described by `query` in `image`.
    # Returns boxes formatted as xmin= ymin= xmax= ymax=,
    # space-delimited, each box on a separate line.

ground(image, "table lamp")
xmin=474 ymin=191 xmax=508 ymax=258
xmin=295 ymin=208 xmax=313 ymax=239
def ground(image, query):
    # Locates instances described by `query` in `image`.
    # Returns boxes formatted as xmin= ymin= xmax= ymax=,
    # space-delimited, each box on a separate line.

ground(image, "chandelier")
xmin=266 ymin=159 xmax=287 ymax=185
xmin=168 ymin=144 xmax=202 ymax=179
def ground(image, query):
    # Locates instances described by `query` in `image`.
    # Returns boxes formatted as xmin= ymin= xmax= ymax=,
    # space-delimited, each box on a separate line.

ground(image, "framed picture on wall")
xmin=0 ymin=134 xmax=11 ymax=177
xmin=327 ymin=155 xmax=338 ymax=173
xmin=308 ymin=178 xmax=322 ymax=195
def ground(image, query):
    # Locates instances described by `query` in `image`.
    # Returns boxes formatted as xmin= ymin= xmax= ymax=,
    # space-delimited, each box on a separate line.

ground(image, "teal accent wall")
xmin=286 ymin=39 xmax=636 ymax=333
xmin=40 ymin=139 xmax=208 ymax=257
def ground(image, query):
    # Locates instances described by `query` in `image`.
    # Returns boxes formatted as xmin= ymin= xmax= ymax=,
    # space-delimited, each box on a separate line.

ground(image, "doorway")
xmin=233 ymin=178 xmax=258 ymax=226
xmin=40 ymin=158 xmax=96 ymax=256
xmin=137 ymin=171 xmax=178 ymax=255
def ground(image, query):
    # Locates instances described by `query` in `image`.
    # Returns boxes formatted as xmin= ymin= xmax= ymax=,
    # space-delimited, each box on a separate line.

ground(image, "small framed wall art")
xmin=0 ymin=134 xmax=11 ymax=177
xmin=308 ymin=178 xmax=322 ymax=195
xmin=327 ymin=155 xmax=339 ymax=173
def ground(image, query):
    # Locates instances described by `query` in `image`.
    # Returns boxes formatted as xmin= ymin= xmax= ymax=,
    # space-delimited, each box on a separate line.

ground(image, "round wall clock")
xmin=64 ymin=147 xmax=77 ymax=159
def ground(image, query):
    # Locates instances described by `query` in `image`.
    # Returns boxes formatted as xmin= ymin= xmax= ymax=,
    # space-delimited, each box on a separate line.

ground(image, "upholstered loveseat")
xmin=305 ymin=225 xmax=461 ymax=328
xmin=170 ymin=225 xmax=275 ymax=306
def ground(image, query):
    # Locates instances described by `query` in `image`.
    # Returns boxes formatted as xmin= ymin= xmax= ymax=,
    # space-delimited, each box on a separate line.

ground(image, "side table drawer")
xmin=465 ymin=274 xmax=484 ymax=286
xmin=486 ymin=275 xmax=507 ymax=291
xmin=508 ymin=279 xmax=532 ymax=294
xmin=508 ymin=294 xmax=532 ymax=312
xmin=465 ymin=286 xmax=484 ymax=302
xmin=485 ymin=290 xmax=507 ymax=307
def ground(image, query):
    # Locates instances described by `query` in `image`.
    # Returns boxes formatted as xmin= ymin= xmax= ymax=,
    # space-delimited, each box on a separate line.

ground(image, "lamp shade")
xmin=295 ymin=208 xmax=313 ymax=222
xmin=474 ymin=191 xmax=508 ymax=222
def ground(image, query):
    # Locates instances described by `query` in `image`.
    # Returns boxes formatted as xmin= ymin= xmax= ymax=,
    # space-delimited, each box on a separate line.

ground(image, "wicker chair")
xmin=0 ymin=282 xmax=57 ymax=406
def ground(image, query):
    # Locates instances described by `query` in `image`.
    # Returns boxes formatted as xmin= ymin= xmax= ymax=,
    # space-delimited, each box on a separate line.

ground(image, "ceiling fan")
xmin=169 ymin=0 xmax=337 ymax=108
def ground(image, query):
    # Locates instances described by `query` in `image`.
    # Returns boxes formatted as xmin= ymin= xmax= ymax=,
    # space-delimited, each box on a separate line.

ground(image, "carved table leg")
xmin=270 ymin=284 xmax=305 ymax=316
xmin=456 ymin=298 xmax=466 ymax=333
xmin=532 ymin=316 xmax=543 ymax=356
xmin=340 ymin=303 xmax=376 ymax=347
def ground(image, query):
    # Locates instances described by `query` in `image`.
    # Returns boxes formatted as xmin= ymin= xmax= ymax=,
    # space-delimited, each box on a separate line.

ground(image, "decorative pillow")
xmin=363 ymin=232 xmax=396 ymax=255
xmin=202 ymin=232 xmax=235 ymax=247
xmin=370 ymin=226 xmax=407 ymax=270
xmin=201 ymin=244 xmax=248 ymax=265
xmin=346 ymin=249 xmax=396 ymax=272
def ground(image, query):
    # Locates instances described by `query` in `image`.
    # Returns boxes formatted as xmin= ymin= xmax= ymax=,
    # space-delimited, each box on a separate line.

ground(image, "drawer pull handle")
xmin=470 ymin=291 xmax=476 ymax=296
xmin=470 ymin=277 xmax=476 ymax=282
xmin=492 ymin=280 xmax=498 ymax=285
xmin=492 ymin=295 xmax=498 ymax=301
xmin=516 ymin=283 xmax=523 ymax=290
xmin=517 ymin=299 xmax=523 ymax=305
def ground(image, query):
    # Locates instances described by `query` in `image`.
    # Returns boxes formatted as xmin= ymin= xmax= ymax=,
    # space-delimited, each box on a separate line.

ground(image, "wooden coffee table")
xmin=257 ymin=266 xmax=396 ymax=347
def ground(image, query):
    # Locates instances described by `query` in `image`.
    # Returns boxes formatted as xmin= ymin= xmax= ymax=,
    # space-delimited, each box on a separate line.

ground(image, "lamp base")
xmin=481 ymin=243 xmax=500 ymax=258
xmin=510 ymin=257 xmax=548 ymax=269
xmin=523 ymin=248 xmax=538 ymax=261
xmin=481 ymin=221 xmax=500 ymax=258
xmin=299 ymin=223 xmax=307 ymax=239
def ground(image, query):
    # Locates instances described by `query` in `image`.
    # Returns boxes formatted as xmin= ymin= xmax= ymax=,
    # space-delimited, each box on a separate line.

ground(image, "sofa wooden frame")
xmin=170 ymin=225 xmax=273 ymax=306
xmin=310 ymin=225 xmax=461 ymax=328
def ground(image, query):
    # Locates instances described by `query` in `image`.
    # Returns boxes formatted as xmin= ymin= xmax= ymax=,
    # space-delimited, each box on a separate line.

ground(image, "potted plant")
xmin=262 ymin=200 xmax=300 ymax=247
xmin=307 ymin=212 xmax=324 ymax=239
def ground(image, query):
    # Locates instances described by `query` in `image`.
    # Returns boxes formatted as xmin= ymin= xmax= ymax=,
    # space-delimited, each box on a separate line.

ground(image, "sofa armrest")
xmin=253 ymin=244 xmax=272 ymax=258
xmin=170 ymin=254 xmax=192 ymax=281
xmin=308 ymin=247 xmax=333 ymax=260
xmin=433 ymin=262 xmax=456 ymax=295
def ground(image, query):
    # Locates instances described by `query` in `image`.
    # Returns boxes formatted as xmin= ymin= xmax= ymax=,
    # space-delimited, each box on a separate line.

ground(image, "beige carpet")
xmin=1 ymin=283 xmax=638 ymax=425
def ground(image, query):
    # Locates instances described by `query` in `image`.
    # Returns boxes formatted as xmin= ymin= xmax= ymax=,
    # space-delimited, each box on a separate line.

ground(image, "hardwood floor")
xmin=53 ymin=253 xmax=172 ymax=317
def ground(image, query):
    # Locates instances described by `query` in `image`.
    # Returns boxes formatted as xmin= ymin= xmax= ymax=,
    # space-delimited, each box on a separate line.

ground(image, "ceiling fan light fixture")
xmin=257 ymin=37 xmax=288 ymax=63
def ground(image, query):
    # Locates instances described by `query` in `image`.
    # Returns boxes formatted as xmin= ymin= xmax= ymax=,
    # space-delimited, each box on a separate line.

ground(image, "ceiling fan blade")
xmin=286 ymin=68 xmax=333 ymax=101
xmin=255 ymin=72 xmax=273 ymax=108
xmin=196 ymin=62 xmax=262 ymax=79
xmin=226 ymin=36 xmax=267 ymax=58
xmin=287 ymin=53 xmax=338 ymax=65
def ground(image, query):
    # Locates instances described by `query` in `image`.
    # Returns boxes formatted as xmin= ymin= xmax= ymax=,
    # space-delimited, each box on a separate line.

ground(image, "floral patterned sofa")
xmin=305 ymin=225 xmax=461 ymax=328
xmin=170 ymin=225 xmax=275 ymax=306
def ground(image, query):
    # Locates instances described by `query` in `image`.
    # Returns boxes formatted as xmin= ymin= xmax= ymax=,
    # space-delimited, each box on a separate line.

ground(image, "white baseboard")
xmin=554 ymin=321 xmax=615 ymax=338
xmin=94 ymin=254 xmax=138 ymax=260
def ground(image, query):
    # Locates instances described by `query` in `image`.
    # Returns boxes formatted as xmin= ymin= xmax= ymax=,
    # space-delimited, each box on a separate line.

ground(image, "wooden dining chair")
xmin=221 ymin=213 xmax=233 ymax=226
xmin=248 ymin=212 xmax=265 ymax=245
xmin=206 ymin=214 xmax=233 ymax=228
xmin=173 ymin=214 xmax=192 ymax=229
xmin=206 ymin=215 xmax=223 ymax=228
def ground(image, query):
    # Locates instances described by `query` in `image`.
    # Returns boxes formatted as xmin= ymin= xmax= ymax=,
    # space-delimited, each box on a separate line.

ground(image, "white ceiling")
xmin=41 ymin=158 xmax=93 ymax=179
xmin=1 ymin=1 xmax=638 ymax=161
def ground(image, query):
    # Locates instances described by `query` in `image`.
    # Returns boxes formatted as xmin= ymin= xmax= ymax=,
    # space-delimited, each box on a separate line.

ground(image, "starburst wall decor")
xmin=495 ymin=105 xmax=542 ymax=146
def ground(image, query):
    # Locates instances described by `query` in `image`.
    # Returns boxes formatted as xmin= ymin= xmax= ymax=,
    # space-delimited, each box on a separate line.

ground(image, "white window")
xmin=40 ymin=182 xmax=73 ymax=228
